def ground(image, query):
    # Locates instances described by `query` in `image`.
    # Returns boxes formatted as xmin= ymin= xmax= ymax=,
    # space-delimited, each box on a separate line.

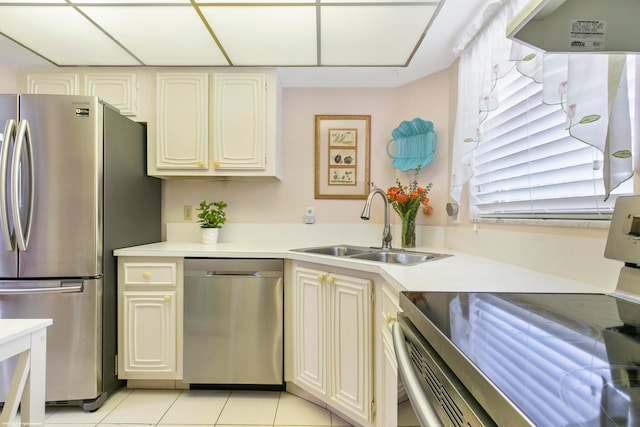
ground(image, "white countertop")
xmin=114 ymin=241 xmax=611 ymax=295
xmin=0 ymin=319 xmax=53 ymax=346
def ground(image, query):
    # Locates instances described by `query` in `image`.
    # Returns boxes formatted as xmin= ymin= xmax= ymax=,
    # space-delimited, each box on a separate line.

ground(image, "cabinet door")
xmin=381 ymin=327 xmax=399 ymax=427
xmin=84 ymin=73 xmax=137 ymax=116
xmin=293 ymin=267 xmax=327 ymax=396
xmin=27 ymin=73 xmax=79 ymax=95
xmin=121 ymin=291 xmax=177 ymax=378
xmin=211 ymin=73 xmax=266 ymax=171
xmin=155 ymin=73 xmax=209 ymax=171
xmin=377 ymin=284 xmax=402 ymax=427
xmin=329 ymin=273 xmax=372 ymax=421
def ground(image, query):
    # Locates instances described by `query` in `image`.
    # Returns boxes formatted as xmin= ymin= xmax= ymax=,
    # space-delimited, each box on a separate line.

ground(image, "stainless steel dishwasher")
xmin=183 ymin=258 xmax=284 ymax=389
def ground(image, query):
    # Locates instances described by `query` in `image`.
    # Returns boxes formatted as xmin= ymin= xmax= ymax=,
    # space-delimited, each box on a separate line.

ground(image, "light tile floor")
xmin=25 ymin=388 xmax=355 ymax=427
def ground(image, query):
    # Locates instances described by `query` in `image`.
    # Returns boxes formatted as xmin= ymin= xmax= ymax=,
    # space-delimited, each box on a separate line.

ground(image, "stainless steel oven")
xmin=396 ymin=375 xmax=421 ymax=427
xmin=393 ymin=306 xmax=497 ymax=427
xmin=392 ymin=195 xmax=640 ymax=426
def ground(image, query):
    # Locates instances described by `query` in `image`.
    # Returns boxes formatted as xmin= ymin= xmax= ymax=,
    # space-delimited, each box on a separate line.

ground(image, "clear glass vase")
xmin=401 ymin=213 xmax=416 ymax=248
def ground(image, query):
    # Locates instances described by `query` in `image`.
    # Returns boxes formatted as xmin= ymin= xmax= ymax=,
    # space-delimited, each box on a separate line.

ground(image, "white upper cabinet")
xmin=154 ymin=73 xmax=210 ymax=172
xmin=27 ymin=73 xmax=79 ymax=95
xmin=212 ymin=73 xmax=265 ymax=171
xmin=22 ymin=68 xmax=282 ymax=180
xmin=150 ymin=69 xmax=281 ymax=179
xmin=84 ymin=73 xmax=138 ymax=116
xmin=26 ymin=72 xmax=138 ymax=115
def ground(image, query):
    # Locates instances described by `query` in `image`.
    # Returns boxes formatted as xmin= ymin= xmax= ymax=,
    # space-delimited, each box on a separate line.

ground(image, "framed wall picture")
xmin=315 ymin=115 xmax=371 ymax=199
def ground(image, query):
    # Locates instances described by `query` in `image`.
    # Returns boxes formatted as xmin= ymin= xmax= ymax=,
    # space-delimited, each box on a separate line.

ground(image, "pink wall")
xmin=0 ymin=64 xmax=19 ymax=93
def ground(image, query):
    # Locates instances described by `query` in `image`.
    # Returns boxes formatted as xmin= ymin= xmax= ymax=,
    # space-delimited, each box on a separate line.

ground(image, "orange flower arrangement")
xmin=372 ymin=176 xmax=433 ymax=247
xmin=385 ymin=178 xmax=433 ymax=219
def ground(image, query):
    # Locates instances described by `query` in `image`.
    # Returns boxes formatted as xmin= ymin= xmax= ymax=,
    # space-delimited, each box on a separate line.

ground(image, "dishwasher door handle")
xmin=204 ymin=271 xmax=259 ymax=277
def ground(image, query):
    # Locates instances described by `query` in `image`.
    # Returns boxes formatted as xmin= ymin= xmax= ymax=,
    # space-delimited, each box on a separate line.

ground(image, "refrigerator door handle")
xmin=0 ymin=281 xmax=83 ymax=294
xmin=12 ymin=119 xmax=34 ymax=251
xmin=0 ymin=119 xmax=16 ymax=251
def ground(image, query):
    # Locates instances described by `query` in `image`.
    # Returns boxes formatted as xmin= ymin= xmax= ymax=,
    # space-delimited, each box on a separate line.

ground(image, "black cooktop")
xmin=402 ymin=291 xmax=640 ymax=426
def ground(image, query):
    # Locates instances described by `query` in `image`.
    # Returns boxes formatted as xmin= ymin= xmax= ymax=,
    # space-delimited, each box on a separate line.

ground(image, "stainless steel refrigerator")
xmin=0 ymin=94 xmax=161 ymax=410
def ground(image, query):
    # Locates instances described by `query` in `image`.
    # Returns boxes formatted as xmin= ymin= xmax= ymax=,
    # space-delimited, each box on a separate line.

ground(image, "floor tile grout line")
xmin=212 ymin=388 xmax=232 ymax=426
xmin=270 ymin=390 xmax=283 ymax=426
xmin=155 ymin=387 xmax=185 ymax=425
xmin=96 ymin=386 xmax=132 ymax=425
xmin=38 ymin=388 xmax=352 ymax=427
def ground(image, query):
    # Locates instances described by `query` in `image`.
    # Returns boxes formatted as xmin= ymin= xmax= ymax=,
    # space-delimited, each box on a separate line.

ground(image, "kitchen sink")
xmin=350 ymin=250 xmax=448 ymax=264
xmin=292 ymin=245 xmax=377 ymax=257
xmin=291 ymin=245 xmax=450 ymax=265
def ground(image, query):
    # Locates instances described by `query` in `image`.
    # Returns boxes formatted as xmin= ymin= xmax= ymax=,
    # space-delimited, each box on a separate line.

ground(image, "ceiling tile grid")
xmin=0 ymin=0 xmax=442 ymax=67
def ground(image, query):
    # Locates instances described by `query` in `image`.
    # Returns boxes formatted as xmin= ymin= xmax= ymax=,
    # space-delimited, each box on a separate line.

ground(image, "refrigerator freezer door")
xmin=0 ymin=95 xmax=18 ymax=278
xmin=18 ymin=95 xmax=102 ymax=278
xmin=0 ymin=278 xmax=102 ymax=403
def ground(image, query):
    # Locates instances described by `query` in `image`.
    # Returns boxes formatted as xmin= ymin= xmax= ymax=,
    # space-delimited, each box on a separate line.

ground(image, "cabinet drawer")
xmin=123 ymin=262 xmax=177 ymax=286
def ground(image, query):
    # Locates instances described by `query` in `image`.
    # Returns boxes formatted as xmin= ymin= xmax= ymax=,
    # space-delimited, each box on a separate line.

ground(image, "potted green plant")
xmin=196 ymin=200 xmax=228 ymax=244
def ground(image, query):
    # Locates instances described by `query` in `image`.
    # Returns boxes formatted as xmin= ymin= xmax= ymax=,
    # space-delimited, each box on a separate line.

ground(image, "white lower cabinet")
xmin=121 ymin=291 xmax=176 ymax=375
xmin=381 ymin=328 xmax=399 ymax=427
xmin=293 ymin=265 xmax=373 ymax=425
xmin=117 ymin=257 xmax=183 ymax=380
xmin=376 ymin=283 xmax=402 ymax=427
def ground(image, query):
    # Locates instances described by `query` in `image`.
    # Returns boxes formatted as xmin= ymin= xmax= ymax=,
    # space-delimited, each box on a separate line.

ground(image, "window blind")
xmin=470 ymin=57 xmax=636 ymax=220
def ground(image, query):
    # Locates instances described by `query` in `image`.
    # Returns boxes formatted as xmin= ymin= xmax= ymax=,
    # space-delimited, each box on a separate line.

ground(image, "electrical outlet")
xmin=305 ymin=206 xmax=315 ymax=224
xmin=184 ymin=205 xmax=193 ymax=220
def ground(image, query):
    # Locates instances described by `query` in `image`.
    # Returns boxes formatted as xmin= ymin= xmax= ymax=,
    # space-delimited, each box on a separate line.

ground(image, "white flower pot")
xmin=201 ymin=228 xmax=219 ymax=245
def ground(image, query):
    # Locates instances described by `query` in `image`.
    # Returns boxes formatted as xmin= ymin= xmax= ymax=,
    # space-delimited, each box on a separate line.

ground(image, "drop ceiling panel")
xmin=195 ymin=0 xmax=315 ymax=3
xmin=0 ymin=1 xmax=445 ymax=68
xmin=71 ymin=0 xmax=191 ymax=3
xmin=321 ymin=5 xmax=438 ymax=66
xmin=200 ymin=5 xmax=317 ymax=66
xmin=0 ymin=0 xmax=65 ymax=3
xmin=79 ymin=6 xmax=227 ymax=65
xmin=0 ymin=6 xmax=139 ymax=65
xmin=321 ymin=0 xmax=429 ymax=2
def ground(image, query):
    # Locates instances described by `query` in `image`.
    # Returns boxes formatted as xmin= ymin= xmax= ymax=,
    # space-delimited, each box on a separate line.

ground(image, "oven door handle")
xmin=392 ymin=321 xmax=444 ymax=427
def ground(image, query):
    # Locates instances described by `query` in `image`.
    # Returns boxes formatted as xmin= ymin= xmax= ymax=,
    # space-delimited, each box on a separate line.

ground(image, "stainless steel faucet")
xmin=361 ymin=188 xmax=392 ymax=249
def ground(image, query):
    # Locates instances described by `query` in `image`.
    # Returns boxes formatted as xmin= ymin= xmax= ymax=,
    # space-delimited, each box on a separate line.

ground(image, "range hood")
xmin=507 ymin=0 xmax=640 ymax=53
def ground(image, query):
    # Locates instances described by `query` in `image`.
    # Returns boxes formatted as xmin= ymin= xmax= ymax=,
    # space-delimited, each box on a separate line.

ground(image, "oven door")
xmin=397 ymin=364 xmax=423 ymax=426
xmin=393 ymin=314 xmax=496 ymax=427
xmin=392 ymin=317 xmax=444 ymax=427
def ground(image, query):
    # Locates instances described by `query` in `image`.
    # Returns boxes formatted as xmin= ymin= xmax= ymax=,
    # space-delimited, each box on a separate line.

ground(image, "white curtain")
xmin=450 ymin=0 xmax=635 ymax=204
